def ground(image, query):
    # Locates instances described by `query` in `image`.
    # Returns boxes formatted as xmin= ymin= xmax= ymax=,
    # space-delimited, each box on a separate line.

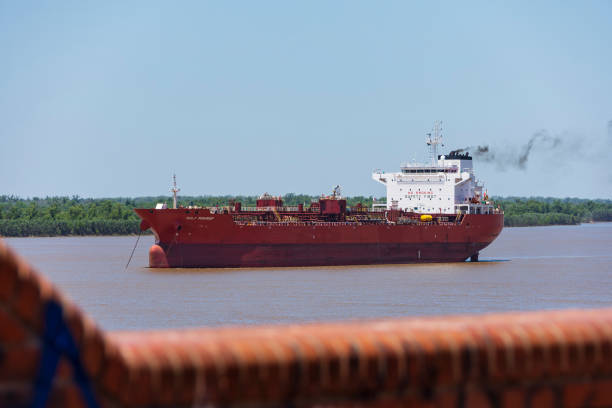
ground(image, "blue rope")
xmin=32 ymin=301 xmax=100 ymax=408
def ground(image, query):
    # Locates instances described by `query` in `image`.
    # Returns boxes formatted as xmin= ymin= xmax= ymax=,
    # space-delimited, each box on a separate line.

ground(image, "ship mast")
xmin=426 ymin=121 xmax=444 ymax=166
xmin=170 ymin=174 xmax=180 ymax=209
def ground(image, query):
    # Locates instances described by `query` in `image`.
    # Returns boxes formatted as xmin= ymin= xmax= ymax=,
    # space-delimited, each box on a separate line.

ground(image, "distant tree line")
xmin=0 ymin=196 xmax=143 ymax=237
xmin=0 ymin=195 xmax=611 ymax=236
xmin=494 ymin=197 xmax=612 ymax=227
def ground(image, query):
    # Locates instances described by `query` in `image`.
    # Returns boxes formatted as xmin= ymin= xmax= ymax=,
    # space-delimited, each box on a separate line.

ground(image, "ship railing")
xmin=207 ymin=206 xmax=232 ymax=214
xmin=369 ymin=207 xmax=387 ymax=212
xmin=234 ymin=221 xmax=387 ymax=227
xmin=233 ymin=219 xmax=460 ymax=227
xmin=396 ymin=220 xmax=460 ymax=226
xmin=239 ymin=206 xmax=313 ymax=213
xmin=454 ymin=203 xmax=498 ymax=215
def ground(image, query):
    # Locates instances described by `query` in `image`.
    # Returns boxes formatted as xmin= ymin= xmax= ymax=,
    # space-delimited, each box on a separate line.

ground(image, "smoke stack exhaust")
xmin=451 ymin=130 xmax=562 ymax=170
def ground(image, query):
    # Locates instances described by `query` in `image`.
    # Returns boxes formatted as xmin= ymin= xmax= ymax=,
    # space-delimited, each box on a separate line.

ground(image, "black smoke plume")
xmin=450 ymin=130 xmax=562 ymax=170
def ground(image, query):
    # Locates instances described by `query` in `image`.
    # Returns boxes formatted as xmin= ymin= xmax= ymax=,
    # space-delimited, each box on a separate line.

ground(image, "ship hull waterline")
xmin=150 ymin=242 xmax=494 ymax=268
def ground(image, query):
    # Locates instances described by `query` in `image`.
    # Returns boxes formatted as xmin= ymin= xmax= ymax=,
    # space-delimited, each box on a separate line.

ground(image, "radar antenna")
xmin=426 ymin=121 xmax=444 ymax=166
xmin=170 ymin=174 xmax=180 ymax=209
xmin=332 ymin=185 xmax=342 ymax=198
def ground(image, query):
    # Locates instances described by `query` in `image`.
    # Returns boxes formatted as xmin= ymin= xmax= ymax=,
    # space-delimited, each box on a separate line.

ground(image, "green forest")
xmin=0 ymin=195 xmax=611 ymax=237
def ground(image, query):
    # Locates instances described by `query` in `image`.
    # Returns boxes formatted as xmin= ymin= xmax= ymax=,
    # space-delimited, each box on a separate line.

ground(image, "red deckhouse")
xmin=135 ymin=123 xmax=503 ymax=268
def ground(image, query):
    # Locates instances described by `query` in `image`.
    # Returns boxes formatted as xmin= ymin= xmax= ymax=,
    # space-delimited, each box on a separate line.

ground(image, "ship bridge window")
xmin=402 ymin=168 xmax=440 ymax=174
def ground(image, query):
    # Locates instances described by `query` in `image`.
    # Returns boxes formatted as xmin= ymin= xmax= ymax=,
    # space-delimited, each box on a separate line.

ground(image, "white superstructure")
xmin=372 ymin=123 xmax=494 ymax=215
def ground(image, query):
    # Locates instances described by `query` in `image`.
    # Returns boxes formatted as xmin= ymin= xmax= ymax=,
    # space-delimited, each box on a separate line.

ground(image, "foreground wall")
xmin=1 ymin=239 xmax=612 ymax=408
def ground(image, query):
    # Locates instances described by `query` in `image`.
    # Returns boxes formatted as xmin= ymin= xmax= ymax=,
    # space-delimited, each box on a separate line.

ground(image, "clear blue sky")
xmin=1 ymin=1 xmax=611 ymax=199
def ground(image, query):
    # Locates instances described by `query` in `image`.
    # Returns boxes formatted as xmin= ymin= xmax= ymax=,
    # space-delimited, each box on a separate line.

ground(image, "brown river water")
xmin=4 ymin=223 xmax=612 ymax=331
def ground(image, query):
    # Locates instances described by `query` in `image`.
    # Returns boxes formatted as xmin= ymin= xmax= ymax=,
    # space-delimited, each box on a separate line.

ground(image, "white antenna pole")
xmin=426 ymin=121 xmax=443 ymax=166
xmin=170 ymin=174 xmax=180 ymax=209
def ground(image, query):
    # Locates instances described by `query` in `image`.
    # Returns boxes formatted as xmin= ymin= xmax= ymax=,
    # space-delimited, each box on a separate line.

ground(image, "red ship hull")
xmin=135 ymin=209 xmax=503 ymax=268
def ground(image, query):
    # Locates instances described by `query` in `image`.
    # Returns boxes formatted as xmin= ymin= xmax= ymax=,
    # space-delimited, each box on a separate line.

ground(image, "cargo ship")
xmin=135 ymin=123 xmax=503 ymax=268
